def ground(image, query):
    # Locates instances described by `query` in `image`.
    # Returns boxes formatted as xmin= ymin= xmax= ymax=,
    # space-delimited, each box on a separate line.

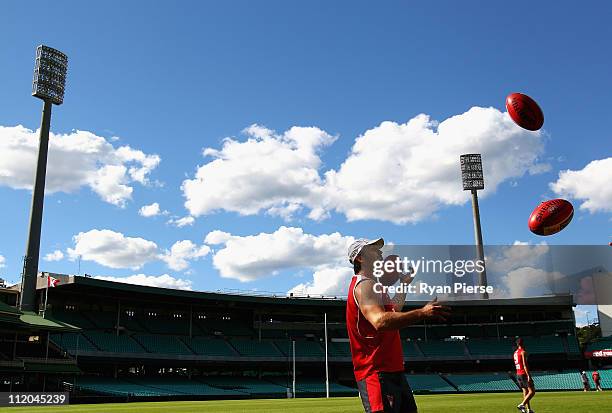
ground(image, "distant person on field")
xmin=592 ymin=370 xmax=602 ymax=391
xmin=346 ymin=238 xmax=450 ymax=413
xmin=514 ymin=338 xmax=536 ymax=413
xmin=581 ymin=371 xmax=590 ymax=391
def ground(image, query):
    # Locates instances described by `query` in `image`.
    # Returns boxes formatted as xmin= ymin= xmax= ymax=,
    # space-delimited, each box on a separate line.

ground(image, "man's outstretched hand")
xmin=420 ymin=298 xmax=450 ymax=321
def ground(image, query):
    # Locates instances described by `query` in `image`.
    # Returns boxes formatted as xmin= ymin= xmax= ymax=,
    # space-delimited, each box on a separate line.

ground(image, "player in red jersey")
xmin=346 ymin=238 xmax=450 ymax=413
xmin=592 ymin=370 xmax=602 ymax=391
xmin=514 ymin=338 xmax=536 ymax=413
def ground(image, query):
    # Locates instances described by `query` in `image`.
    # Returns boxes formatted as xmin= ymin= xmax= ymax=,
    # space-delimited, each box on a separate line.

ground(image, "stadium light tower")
xmin=19 ymin=45 xmax=68 ymax=312
xmin=460 ymin=154 xmax=488 ymax=299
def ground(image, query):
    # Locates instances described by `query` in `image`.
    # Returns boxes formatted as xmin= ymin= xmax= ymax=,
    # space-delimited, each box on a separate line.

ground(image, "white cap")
xmin=348 ymin=238 xmax=384 ymax=264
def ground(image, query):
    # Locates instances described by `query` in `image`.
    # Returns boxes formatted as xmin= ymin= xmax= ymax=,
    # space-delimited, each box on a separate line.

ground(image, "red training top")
xmin=513 ymin=347 xmax=526 ymax=375
xmin=592 ymin=371 xmax=600 ymax=381
xmin=346 ymin=275 xmax=404 ymax=381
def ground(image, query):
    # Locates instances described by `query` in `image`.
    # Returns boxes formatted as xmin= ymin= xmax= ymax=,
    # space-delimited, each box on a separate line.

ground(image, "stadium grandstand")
xmin=0 ymin=273 xmax=610 ymax=403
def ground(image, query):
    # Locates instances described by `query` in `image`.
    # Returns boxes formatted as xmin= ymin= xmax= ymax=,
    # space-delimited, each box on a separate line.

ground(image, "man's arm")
xmin=521 ymin=352 xmax=530 ymax=380
xmin=356 ymin=279 xmax=449 ymax=331
xmin=391 ymin=273 xmax=415 ymax=312
xmin=390 ymin=263 xmax=418 ymax=311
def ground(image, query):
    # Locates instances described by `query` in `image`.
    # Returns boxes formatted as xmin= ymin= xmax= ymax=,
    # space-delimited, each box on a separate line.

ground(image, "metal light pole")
xmin=292 ymin=340 xmax=296 ymax=398
xmin=586 ymin=312 xmax=590 ymax=327
xmin=324 ymin=312 xmax=329 ymax=398
xmin=19 ymin=45 xmax=68 ymax=312
xmin=460 ymin=154 xmax=488 ymax=299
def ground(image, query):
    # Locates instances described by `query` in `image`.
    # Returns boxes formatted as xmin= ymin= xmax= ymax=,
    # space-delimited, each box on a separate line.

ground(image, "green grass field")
xmin=1 ymin=392 xmax=610 ymax=413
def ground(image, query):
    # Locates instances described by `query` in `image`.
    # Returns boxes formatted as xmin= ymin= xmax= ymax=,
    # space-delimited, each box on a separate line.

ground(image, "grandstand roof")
xmin=41 ymin=275 xmax=574 ymax=309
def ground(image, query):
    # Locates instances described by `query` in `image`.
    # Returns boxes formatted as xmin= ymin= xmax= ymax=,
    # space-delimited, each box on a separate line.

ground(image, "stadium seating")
xmin=589 ymin=369 xmax=612 ymax=390
xmin=501 ymin=323 xmax=536 ymax=337
xmin=445 ymin=373 xmax=518 ymax=392
xmin=289 ymin=378 xmax=357 ymax=395
xmin=134 ymin=334 xmax=193 ymax=355
xmin=229 ymin=339 xmax=283 ymax=357
xmin=466 ymin=338 xmax=514 ymax=357
xmin=140 ymin=317 xmax=189 ymax=335
xmin=327 ymin=341 xmax=351 ymax=357
xmin=50 ymin=310 xmax=97 ymax=329
xmin=202 ymin=376 xmax=287 ymax=396
xmin=83 ymin=312 xmax=117 ymax=329
xmin=400 ymin=326 xmax=426 ymax=340
xmin=531 ymin=371 xmax=583 ymax=390
xmin=523 ymin=336 xmax=565 ymax=354
xmin=402 ymin=340 xmax=423 ymax=358
xmin=586 ymin=336 xmax=612 ymax=352
xmin=418 ymin=340 xmax=466 ymax=357
xmin=260 ymin=329 xmax=290 ymax=339
xmin=404 ymin=374 xmax=456 ymax=393
xmin=128 ymin=377 xmax=243 ymax=396
xmin=182 ymin=337 xmax=237 ymax=357
xmin=565 ymin=335 xmax=581 ymax=354
xmin=273 ymin=340 xmax=324 ymax=357
xmin=84 ymin=331 xmax=146 ymax=353
xmin=76 ymin=377 xmax=173 ymax=397
xmin=197 ymin=320 xmax=253 ymax=337
xmin=118 ymin=316 xmax=147 ymax=332
xmin=50 ymin=333 xmax=98 ymax=353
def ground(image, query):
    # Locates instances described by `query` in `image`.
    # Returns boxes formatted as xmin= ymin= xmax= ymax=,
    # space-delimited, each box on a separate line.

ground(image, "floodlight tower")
xmin=460 ymin=154 xmax=488 ymax=299
xmin=19 ymin=45 xmax=68 ymax=312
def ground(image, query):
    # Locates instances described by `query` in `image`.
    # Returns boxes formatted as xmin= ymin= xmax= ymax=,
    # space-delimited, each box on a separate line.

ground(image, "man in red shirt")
xmin=592 ymin=370 xmax=602 ymax=391
xmin=514 ymin=338 xmax=536 ymax=413
xmin=346 ymin=238 xmax=450 ymax=413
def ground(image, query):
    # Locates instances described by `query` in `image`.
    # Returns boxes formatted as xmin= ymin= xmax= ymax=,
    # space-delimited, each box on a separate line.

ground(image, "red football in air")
xmin=506 ymin=92 xmax=544 ymax=131
xmin=528 ymin=199 xmax=574 ymax=236
xmin=380 ymin=254 xmax=401 ymax=286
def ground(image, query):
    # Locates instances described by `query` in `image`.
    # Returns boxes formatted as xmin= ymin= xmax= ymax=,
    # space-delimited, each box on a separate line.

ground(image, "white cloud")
xmin=168 ymin=216 xmax=195 ymax=227
xmin=288 ymin=265 xmax=353 ymax=296
xmin=67 ymin=229 xmax=159 ymax=270
xmin=93 ymin=274 xmax=192 ymax=290
xmin=204 ymin=230 xmax=233 ymax=245
xmin=266 ymin=203 xmax=302 ymax=222
xmin=66 ymin=229 xmax=209 ymax=272
xmin=323 ymin=108 xmax=547 ymax=223
xmin=499 ymin=266 xmax=564 ymax=298
xmin=512 ymin=241 xmax=530 ymax=246
xmin=44 ymin=250 xmax=64 ymax=262
xmin=181 ymin=108 xmax=547 ymax=224
xmin=160 ymin=240 xmax=211 ymax=271
xmin=550 ymin=157 xmax=612 ymax=213
xmin=181 ymin=125 xmax=336 ymax=218
xmin=487 ymin=243 xmax=549 ymax=274
xmin=139 ymin=202 xmax=162 ymax=217
xmin=206 ymin=226 xmax=354 ymax=282
xmin=0 ymin=125 xmax=160 ymax=207
xmin=0 ymin=255 xmax=5 ymax=268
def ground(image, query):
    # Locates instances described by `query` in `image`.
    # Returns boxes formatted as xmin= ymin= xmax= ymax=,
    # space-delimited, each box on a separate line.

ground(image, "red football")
xmin=528 ymin=199 xmax=574 ymax=236
xmin=506 ymin=92 xmax=544 ymax=131
xmin=380 ymin=255 xmax=401 ymax=285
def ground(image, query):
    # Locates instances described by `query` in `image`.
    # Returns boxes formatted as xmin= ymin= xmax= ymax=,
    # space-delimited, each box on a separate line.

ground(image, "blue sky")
xmin=0 ymin=1 xmax=610 ymax=324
